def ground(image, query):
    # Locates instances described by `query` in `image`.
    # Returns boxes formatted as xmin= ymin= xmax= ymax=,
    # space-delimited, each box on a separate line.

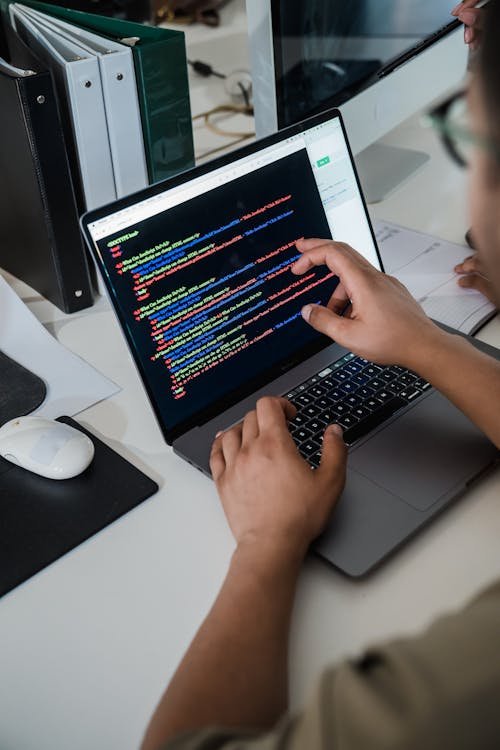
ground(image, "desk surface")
xmin=2 ymin=23 xmax=500 ymax=750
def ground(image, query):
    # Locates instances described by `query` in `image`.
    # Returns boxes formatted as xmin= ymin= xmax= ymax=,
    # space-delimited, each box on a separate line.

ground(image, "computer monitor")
xmin=247 ymin=1 xmax=468 ymax=202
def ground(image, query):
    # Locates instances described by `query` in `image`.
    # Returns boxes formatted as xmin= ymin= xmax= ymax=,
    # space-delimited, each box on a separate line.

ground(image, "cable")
xmin=188 ymin=59 xmax=226 ymax=79
xmin=197 ymin=134 xmax=254 ymax=162
xmin=237 ymin=80 xmax=251 ymax=110
xmin=189 ymin=63 xmax=255 ymax=160
xmin=192 ymin=104 xmax=254 ymax=139
xmin=188 ymin=59 xmax=252 ymax=109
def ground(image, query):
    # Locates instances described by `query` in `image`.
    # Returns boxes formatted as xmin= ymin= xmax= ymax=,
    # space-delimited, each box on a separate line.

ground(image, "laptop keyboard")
xmin=284 ymin=352 xmax=431 ymax=467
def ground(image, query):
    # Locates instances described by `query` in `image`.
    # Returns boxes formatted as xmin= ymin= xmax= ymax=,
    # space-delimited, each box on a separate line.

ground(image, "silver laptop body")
xmin=82 ymin=108 xmax=499 ymax=577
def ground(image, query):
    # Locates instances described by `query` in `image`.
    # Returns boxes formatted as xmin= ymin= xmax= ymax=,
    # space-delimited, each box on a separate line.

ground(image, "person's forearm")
xmin=411 ymin=327 xmax=500 ymax=448
xmin=141 ymin=537 xmax=305 ymax=750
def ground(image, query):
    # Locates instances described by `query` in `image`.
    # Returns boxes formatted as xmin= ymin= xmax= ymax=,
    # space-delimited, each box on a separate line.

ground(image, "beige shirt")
xmin=164 ymin=579 xmax=500 ymax=750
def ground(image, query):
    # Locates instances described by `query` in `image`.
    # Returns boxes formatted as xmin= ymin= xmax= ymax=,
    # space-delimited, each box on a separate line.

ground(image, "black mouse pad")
xmin=0 ymin=416 xmax=158 ymax=598
xmin=0 ymin=351 xmax=47 ymax=426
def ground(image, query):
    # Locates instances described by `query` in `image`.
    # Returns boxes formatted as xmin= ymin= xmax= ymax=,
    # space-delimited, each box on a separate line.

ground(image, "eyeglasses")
xmin=426 ymin=89 xmax=500 ymax=168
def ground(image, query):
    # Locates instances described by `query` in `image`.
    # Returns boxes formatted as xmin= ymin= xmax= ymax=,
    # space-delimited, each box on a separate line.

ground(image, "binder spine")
xmin=19 ymin=73 xmax=93 ymax=312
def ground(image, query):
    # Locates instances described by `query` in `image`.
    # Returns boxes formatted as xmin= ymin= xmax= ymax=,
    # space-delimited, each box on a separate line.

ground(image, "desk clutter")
xmin=0 ymin=0 xmax=194 ymax=312
xmin=153 ymin=0 xmax=229 ymax=27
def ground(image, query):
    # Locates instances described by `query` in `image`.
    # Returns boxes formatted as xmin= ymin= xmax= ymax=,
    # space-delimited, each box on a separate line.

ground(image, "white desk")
xmin=2 ymin=26 xmax=500 ymax=750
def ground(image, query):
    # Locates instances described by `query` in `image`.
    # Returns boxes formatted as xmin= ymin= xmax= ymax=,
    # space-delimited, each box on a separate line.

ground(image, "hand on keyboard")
xmin=287 ymin=353 xmax=432 ymax=455
xmin=210 ymin=396 xmax=346 ymax=552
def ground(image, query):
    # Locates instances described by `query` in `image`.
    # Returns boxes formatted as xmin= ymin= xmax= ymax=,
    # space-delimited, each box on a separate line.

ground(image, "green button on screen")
xmin=316 ymin=156 xmax=331 ymax=168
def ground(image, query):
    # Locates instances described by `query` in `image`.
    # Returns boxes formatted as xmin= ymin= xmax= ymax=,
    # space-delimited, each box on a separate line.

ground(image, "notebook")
xmin=375 ymin=219 xmax=496 ymax=335
xmin=81 ymin=107 xmax=500 ymax=576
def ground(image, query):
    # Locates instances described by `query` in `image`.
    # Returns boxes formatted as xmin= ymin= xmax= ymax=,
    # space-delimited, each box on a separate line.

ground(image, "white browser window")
xmin=88 ymin=115 xmax=380 ymax=273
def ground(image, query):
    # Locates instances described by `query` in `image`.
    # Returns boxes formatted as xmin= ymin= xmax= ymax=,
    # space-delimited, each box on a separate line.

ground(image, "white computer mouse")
xmin=0 ymin=416 xmax=95 ymax=480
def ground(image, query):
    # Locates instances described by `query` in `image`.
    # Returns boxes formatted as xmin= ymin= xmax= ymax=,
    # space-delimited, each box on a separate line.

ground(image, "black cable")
xmin=188 ymin=59 xmax=226 ymax=79
xmin=237 ymin=80 xmax=251 ymax=109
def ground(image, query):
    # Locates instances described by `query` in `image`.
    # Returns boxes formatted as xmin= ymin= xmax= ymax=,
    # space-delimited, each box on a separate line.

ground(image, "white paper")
xmin=0 ymin=275 xmax=119 ymax=418
xmin=374 ymin=220 xmax=496 ymax=334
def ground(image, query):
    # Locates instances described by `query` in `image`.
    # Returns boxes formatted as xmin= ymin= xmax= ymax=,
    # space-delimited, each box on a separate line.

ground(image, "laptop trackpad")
xmin=349 ymin=391 xmax=498 ymax=512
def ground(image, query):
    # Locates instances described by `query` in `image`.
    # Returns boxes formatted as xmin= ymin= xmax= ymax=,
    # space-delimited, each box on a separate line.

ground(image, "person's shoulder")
xmin=467 ymin=576 xmax=500 ymax=608
xmin=421 ymin=576 xmax=500 ymax=658
xmin=318 ymin=578 xmax=500 ymax=749
xmin=161 ymin=579 xmax=500 ymax=750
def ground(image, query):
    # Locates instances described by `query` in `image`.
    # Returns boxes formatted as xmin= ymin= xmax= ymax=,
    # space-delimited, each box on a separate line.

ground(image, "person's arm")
xmin=141 ymin=398 xmax=346 ymax=750
xmin=141 ymin=539 xmax=301 ymax=749
xmin=293 ymin=239 xmax=500 ymax=448
xmin=148 ymin=576 xmax=500 ymax=750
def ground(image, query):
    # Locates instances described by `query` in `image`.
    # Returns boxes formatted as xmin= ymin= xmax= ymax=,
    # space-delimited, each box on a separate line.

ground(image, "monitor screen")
xmin=272 ymin=0 xmax=460 ymax=128
xmin=86 ymin=113 xmax=380 ymax=441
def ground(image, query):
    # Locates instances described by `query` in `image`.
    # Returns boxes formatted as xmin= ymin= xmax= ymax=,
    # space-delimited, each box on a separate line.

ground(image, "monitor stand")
xmin=355 ymin=143 xmax=430 ymax=204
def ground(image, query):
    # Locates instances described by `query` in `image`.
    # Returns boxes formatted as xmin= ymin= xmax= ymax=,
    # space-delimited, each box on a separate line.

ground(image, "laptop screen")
xmin=84 ymin=110 xmax=380 ymax=442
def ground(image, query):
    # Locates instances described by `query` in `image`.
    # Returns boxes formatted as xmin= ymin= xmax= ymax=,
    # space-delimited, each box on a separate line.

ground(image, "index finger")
xmin=451 ymin=0 xmax=481 ymax=15
xmin=296 ymin=238 xmax=374 ymax=270
xmin=255 ymin=396 xmax=296 ymax=435
xmin=292 ymin=243 xmax=375 ymax=297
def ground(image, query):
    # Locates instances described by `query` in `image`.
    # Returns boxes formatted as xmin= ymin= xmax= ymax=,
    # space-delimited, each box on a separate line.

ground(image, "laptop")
xmin=81 ymin=107 xmax=499 ymax=577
